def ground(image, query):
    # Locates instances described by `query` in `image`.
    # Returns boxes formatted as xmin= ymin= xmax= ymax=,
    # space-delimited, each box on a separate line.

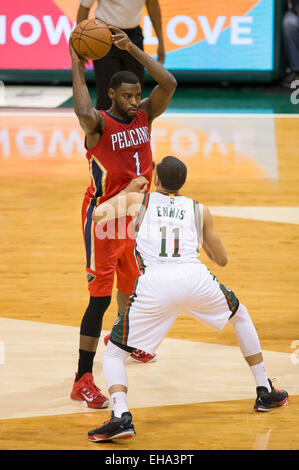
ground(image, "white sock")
xmin=250 ymin=362 xmax=271 ymax=392
xmin=111 ymin=391 xmax=129 ymax=418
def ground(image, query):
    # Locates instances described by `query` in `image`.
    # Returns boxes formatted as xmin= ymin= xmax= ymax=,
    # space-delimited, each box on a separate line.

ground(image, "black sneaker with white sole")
xmin=88 ymin=411 xmax=135 ymax=442
xmin=254 ymin=379 xmax=288 ymax=412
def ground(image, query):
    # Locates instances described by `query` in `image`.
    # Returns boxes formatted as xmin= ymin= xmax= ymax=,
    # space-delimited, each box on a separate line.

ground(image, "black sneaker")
xmin=254 ymin=379 xmax=288 ymax=412
xmin=88 ymin=411 xmax=135 ymax=442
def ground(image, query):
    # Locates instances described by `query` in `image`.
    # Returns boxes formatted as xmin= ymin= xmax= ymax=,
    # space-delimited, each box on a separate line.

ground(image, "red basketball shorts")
xmin=82 ymin=197 xmax=140 ymax=297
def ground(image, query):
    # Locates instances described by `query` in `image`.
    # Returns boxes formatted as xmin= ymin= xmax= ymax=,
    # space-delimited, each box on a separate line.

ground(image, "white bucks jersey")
xmin=134 ymin=192 xmax=203 ymax=271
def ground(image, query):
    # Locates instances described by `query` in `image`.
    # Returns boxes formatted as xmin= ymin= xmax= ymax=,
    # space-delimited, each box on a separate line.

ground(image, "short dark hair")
xmin=109 ymin=71 xmax=140 ymax=90
xmin=156 ymin=156 xmax=187 ymax=191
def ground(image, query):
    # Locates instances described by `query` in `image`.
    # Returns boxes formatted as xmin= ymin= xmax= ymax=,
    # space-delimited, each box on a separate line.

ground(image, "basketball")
xmin=71 ymin=19 xmax=112 ymax=60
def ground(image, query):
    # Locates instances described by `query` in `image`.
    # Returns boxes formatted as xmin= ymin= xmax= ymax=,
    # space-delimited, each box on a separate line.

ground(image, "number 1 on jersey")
xmin=132 ymin=151 xmax=141 ymax=176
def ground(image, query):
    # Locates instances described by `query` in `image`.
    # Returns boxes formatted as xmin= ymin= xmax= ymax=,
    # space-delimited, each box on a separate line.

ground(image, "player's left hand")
xmin=109 ymin=25 xmax=132 ymax=51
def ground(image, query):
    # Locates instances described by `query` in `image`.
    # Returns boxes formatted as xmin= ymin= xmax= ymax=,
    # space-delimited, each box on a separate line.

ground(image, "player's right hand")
xmin=109 ymin=25 xmax=132 ymax=52
xmin=125 ymin=176 xmax=149 ymax=194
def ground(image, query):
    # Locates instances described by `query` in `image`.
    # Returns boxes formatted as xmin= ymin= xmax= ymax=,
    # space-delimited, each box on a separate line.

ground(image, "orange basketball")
xmin=71 ymin=19 xmax=112 ymax=60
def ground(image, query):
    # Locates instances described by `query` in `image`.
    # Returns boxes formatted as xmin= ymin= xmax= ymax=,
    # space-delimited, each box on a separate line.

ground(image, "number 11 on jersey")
xmin=159 ymin=226 xmax=181 ymax=258
xmin=132 ymin=151 xmax=141 ymax=176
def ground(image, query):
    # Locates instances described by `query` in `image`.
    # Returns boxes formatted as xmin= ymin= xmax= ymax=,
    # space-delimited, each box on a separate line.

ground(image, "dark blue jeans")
xmin=282 ymin=10 xmax=299 ymax=71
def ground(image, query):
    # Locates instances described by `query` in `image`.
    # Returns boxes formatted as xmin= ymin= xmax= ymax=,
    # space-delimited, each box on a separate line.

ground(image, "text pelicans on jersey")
xmin=111 ymin=126 xmax=150 ymax=151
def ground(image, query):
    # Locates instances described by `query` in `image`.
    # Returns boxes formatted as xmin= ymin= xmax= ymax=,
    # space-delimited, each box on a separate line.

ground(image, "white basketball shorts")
xmin=111 ymin=262 xmax=239 ymax=354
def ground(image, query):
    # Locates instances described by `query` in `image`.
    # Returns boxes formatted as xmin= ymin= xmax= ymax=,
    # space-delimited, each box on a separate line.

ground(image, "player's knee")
xmin=104 ymin=340 xmax=129 ymax=362
xmin=229 ymin=303 xmax=250 ymax=325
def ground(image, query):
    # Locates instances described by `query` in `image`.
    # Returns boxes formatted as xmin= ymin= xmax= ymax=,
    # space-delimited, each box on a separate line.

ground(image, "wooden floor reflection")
xmin=1 ymin=398 xmax=298 ymax=450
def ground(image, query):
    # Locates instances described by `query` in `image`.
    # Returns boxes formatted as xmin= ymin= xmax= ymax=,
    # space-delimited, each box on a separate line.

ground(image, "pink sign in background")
xmin=0 ymin=0 xmax=73 ymax=69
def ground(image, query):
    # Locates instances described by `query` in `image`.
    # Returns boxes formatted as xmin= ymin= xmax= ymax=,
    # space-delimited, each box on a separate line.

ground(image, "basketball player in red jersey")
xmin=69 ymin=26 xmax=177 ymax=408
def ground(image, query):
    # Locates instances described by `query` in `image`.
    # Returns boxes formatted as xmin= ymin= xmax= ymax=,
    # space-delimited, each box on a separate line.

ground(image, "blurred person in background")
xmin=77 ymin=0 xmax=165 ymax=109
xmin=282 ymin=0 xmax=299 ymax=86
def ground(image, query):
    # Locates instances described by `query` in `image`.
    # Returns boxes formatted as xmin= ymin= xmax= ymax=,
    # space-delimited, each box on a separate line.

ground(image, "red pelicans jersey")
xmin=84 ymin=109 xmax=153 ymax=205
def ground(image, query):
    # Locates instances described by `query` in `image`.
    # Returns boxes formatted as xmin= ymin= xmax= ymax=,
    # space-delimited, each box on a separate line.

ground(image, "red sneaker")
xmin=104 ymin=334 xmax=111 ymax=346
xmin=70 ymin=373 xmax=109 ymax=409
xmin=130 ymin=349 xmax=157 ymax=363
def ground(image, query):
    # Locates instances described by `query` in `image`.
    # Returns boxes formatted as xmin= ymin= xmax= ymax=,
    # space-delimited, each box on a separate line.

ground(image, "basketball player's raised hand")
xmin=109 ymin=26 xmax=131 ymax=51
xmin=124 ymin=176 xmax=149 ymax=194
xmin=69 ymin=40 xmax=88 ymax=69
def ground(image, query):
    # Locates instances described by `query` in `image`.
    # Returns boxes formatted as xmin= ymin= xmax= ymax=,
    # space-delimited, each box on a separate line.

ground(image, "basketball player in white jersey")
xmin=87 ymin=156 xmax=288 ymax=442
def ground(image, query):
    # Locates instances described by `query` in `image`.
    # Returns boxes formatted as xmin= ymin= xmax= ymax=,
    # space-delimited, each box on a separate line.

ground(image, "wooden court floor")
xmin=0 ymin=111 xmax=298 ymax=451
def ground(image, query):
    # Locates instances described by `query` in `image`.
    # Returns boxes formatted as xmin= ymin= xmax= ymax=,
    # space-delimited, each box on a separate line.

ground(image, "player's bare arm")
xmin=92 ymin=178 xmax=147 ymax=224
xmin=109 ymin=26 xmax=177 ymax=123
xmin=69 ymin=41 xmax=104 ymax=148
xmin=202 ymin=206 xmax=228 ymax=267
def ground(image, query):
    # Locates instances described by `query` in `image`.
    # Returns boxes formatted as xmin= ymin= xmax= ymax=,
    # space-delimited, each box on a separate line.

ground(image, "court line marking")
xmin=210 ymin=207 xmax=299 ymax=225
xmin=0 ymin=111 xmax=299 ymax=118
xmin=164 ymin=113 xmax=299 ymax=118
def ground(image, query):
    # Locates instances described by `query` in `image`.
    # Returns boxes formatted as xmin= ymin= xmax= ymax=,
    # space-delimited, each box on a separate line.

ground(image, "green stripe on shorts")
xmin=219 ymin=283 xmax=239 ymax=316
xmin=111 ymin=278 xmax=139 ymax=346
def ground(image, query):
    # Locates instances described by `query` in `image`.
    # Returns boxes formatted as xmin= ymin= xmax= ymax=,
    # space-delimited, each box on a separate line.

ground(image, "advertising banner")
xmin=0 ymin=0 xmax=274 ymax=71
